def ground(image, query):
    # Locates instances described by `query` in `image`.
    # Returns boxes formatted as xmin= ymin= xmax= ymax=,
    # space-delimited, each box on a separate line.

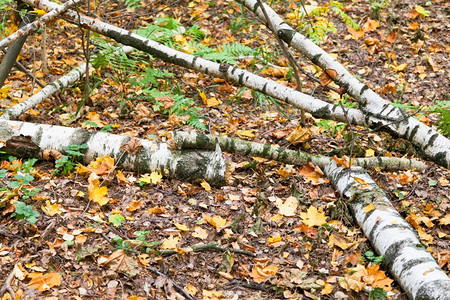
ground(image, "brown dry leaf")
xmin=275 ymin=196 xmax=298 ymax=217
xmin=120 ymin=139 xmax=143 ymax=154
xmin=286 ymin=125 xmax=311 ymax=145
xmin=28 ymin=272 xmax=61 ymax=292
xmin=116 ymin=170 xmax=130 ymax=185
xmin=91 ymin=156 xmax=115 ymax=176
xmin=98 ymin=249 xmax=138 ymax=277
xmin=42 ymin=149 xmax=62 ymax=161
xmin=126 ymin=200 xmax=142 ymax=212
xmin=328 ymin=233 xmax=357 ymax=250
xmin=362 ymin=19 xmax=379 ymax=32
xmin=250 ymin=264 xmax=279 ymax=283
xmin=298 ymin=162 xmax=328 ymax=185
xmin=300 ymin=206 xmax=327 ymax=227
xmin=347 ymin=27 xmax=364 ymax=39
xmin=148 ymin=206 xmax=166 ymax=215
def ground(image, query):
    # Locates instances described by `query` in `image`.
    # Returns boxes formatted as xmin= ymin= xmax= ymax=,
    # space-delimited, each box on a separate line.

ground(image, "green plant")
xmin=11 ymin=200 xmax=40 ymax=224
xmin=363 ymin=251 xmax=384 ymax=265
xmin=292 ymin=1 xmax=359 ymax=44
xmin=0 ymin=158 xmax=42 ymax=200
xmin=369 ymin=0 xmax=389 ymax=20
xmin=113 ymin=236 xmax=131 ymax=251
xmin=135 ymin=231 xmax=160 ymax=253
xmin=53 ymin=144 xmax=88 ymax=175
xmin=316 ymin=119 xmax=346 ymax=136
xmin=109 ymin=214 xmax=125 ymax=227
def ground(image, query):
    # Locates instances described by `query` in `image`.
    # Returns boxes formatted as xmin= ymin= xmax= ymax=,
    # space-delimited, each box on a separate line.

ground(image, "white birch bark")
xmin=1 ymin=46 xmax=133 ymax=120
xmin=0 ymin=120 xmax=226 ymax=185
xmin=324 ymin=161 xmax=450 ymax=299
xmin=172 ymin=131 xmax=425 ymax=171
xmin=22 ymin=0 xmax=368 ymax=126
xmin=1 ymin=63 xmax=87 ymax=120
xmin=236 ymin=0 xmax=450 ymax=169
xmin=0 ymin=0 xmax=82 ymax=51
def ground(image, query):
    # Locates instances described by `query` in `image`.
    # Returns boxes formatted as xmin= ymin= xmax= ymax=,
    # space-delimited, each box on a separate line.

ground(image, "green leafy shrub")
xmin=11 ymin=200 xmax=40 ymax=224
xmin=53 ymin=144 xmax=88 ymax=175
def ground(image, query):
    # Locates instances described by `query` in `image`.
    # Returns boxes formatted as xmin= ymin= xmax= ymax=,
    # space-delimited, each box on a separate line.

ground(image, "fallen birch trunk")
xmin=29 ymin=0 xmax=450 ymax=169
xmin=23 ymin=0 xmax=369 ymax=125
xmin=1 ymin=46 xmax=133 ymax=120
xmin=324 ymin=161 xmax=450 ymax=299
xmin=172 ymin=131 xmax=425 ymax=171
xmin=0 ymin=120 xmax=226 ymax=185
xmin=237 ymin=0 xmax=450 ymax=169
xmin=0 ymin=0 xmax=81 ymax=50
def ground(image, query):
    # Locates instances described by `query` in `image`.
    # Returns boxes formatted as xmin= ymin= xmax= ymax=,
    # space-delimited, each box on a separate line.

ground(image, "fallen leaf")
xmin=300 ymin=206 xmax=327 ymax=227
xmin=28 ymin=272 xmax=61 ymax=292
xmin=161 ymin=235 xmax=180 ymax=249
xmin=275 ymin=196 xmax=298 ymax=217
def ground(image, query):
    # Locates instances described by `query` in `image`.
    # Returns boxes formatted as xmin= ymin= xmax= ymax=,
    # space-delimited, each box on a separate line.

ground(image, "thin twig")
xmin=2 ymin=49 xmax=46 ymax=88
xmin=0 ymin=268 xmax=16 ymax=300
xmin=256 ymin=0 xmax=306 ymax=124
xmin=147 ymin=266 xmax=196 ymax=300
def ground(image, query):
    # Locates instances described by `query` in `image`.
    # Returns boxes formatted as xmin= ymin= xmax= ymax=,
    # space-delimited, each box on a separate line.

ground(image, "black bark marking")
xmin=360 ymin=85 xmax=369 ymax=96
xmin=262 ymin=83 xmax=267 ymax=94
xmin=408 ymin=124 xmax=420 ymax=141
xmin=311 ymin=54 xmax=322 ymax=66
xmin=415 ymin=280 xmax=450 ymax=300
xmin=277 ymin=28 xmax=296 ymax=44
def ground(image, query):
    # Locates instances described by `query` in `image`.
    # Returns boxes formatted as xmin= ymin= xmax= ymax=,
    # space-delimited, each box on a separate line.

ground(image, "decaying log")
xmin=324 ymin=161 xmax=450 ymax=299
xmin=172 ymin=131 xmax=425 ymax=171
xmin=0 ymin=120 xmax=226 ymax=185
xmin=237 ymin=0 xmax=450 ymax=169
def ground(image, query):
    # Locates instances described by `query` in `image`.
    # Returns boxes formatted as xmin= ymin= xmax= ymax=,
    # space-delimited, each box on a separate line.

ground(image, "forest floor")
xmin=0 ymin=0 xmax=449 ymax=299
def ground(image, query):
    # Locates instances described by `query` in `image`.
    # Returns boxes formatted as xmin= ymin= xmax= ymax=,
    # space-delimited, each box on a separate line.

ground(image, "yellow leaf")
xmin=286 ymin=125 xmax=312 ymax=145
xmin=161 ymin=235 xmax=180 ymax=249
xmin=28 ymin=272 xmax=61 ymax=292
xmin=201 ymin=179 xmax=211 ymax=191
xmin=89 ymin=185 xmax=110 ymax=206
xmin=116 ymin=170 xmax=130 ymax=185
xmin=184 ymin=283 xmax=198 ymax=296
xmin=174 ymin=223 xmax=189 ymax=232
xmin=30 ymin=9 xmax=46 ymax=16
xmin=300 ymin=206 xmax=327 ymax=227
xmin=192 ymin=226 xmax=208 ymax=240
xmin=275 ymin=196 xmax=298 ymax=217
xmin=41 ymin=200 xmax=62 ymax=216
xmin=390 ymin=61 xmax=407 ymax=72
xmin=203 ymin=214 xmax=227 ymax=229
xmin=321 ymin=282 xmax=334 ymax=295
xmin=268 ymin=236 xmax=282 ymax=244
xmin=414 ymin=5 xmax=429 ymax=17
xmin=139 ymin=171 xmax=162 ymax=185
xmin=365 ymin=149 xmax=375 ymax=157
xmin=204 ymin=97 xmax=222 ymax=107
xmin=235 ymin=129 xmax=256 ymax=139
xmin=364 ymin=204 xmax=375 ymax=213
xmin=202 ymin=289 xmax=223 ymax=300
